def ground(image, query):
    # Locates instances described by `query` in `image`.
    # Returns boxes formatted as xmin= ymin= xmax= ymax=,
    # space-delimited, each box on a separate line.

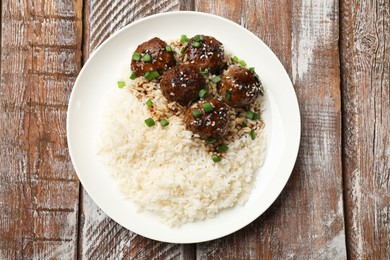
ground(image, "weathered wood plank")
xmin=340 ymin=0 xmax=390 ymax=258
xmin=0 ymin=0 xmax=82 ymax=259
xmin=195 ymin=0 xmax=346 ymax=258
xmin=79 ymin=1 xmax=195 ymax=259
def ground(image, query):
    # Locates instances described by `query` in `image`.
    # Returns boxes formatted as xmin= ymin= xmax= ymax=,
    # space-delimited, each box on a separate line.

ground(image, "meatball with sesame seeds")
xmin=160 ymin=64 xmax=206 ymax=106
xmin=131 ymin=37 xmax=176 ymax=77
xmin=184 ymin=98 xmax=229 ymax=139
xmin=182 ymin=35 xmax=225 ymax=74
xmin=218 ymin=66 xmax=262 ymax=108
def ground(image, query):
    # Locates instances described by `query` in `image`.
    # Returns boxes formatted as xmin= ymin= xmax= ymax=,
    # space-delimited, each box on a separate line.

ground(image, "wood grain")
xmin=195 ymin=0 xmax=346 ymax=258
xmin=340 ymin=0 xmax=390 ymax=258
xmin=0 ymin=0 xmax=82 ymax=259
xmin=78 ymin=1 xmax=195 ymax=259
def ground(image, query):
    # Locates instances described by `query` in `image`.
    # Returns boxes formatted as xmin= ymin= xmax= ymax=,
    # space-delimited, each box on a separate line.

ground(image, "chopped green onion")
xmin=192 ymin=109 xmax=203 ymax=118
xmin=199 ymin=89 xmax=207 ymax=98
xmin=232 ymin=56 xmax=239 ymax=62
xmin=117 ymin=81 xmax=126 ymax=89
xmin=145 ymin=117 xmax=155 ymax=127
xmin=144 ymin=70 xmax=160 ymax=80
xmin=211 ymin=76 xmax=221 ymax=83
xmin=246 ymin=111 xmax=255 ymax=120
xmin=180 ymin=34 xmax=190 ymax=43
xmin=143 ymin=53 xmax=151 ymax=62
xmin=192 ymin=41 xmax=201 ymax=48
xmin=250 ymin=129 xmax=256 ymax=140
xmin=180 ymin=47 xmax=185 ymax=54
xmin=132 ymin=52 xmax=141 ymax=61
xmin=205 ymin=137 xmax=217 ymax=144
xmin=212 ymin=155 xmax=221 ymax=162
xmin=199 ymin=35 xmax=205 ymax=41
xmin=200 ymin=70 xmax=208 ymax=77
xmin=253 ymin=113 xmax=261 ymax=120
xmin=160 ymin=119 xmax=169 ymax=126
xmin=146 ymin=99 xmax=153 ymax=107
xmin=217 ymin=144 xmax=228 ymax=153
xmin=193 ymin=35 xmax=202 ymax=42
xmin=225 ymin=90 xmax=232 ymax=101
xmin=130 ymin=72 xmax=137 ymax=80
xmin=165 ymin=45 xmax=172 ymax=52
xmin=246 ymin=110 xmax=260 ymax=120
xmin=239 ymin=59 xmax=247 ymax=67
xmin=249 ymin=67 xmax=255 ymax=73
xmin=241 ymin=120 xmax=248 ymax=127
xmin=202 ymin=102 xmax=214 ymax=113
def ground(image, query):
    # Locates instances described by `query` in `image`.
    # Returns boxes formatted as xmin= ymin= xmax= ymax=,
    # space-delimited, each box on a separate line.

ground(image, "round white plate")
xmin=67 ymin=11 xmax=300 ymax=243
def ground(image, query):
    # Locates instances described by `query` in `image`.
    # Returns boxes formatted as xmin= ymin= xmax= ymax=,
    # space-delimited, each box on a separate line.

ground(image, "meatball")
xmin=131 ymin=37 xmax=176 ymax=77
xmin=182 ymin=35 xmax=225 ymax=74
xmin=160 ymin=64 xmax=206 ymax=105
xmin=184 ymin=98 xmax=229 ymax=139
xmin=218 ymin=66 xmax=262 ymax=108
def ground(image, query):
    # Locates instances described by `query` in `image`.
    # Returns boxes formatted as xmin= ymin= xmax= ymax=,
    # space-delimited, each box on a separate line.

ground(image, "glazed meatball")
xmin=184 ymin=98 xmax=229 ymax=139
xmin=160 ymin=64 xmax=206 ymax=105
xmin=131 ymin=37 xmax=176 ymax=77
xmin=182 ymin=35 xmax=225 ymax=74
xmin=218 ymin=66 xmax=262 ymax=108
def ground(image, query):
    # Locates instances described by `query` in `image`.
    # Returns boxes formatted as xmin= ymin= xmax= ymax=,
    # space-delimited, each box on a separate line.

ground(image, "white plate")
xmin=67 ymin=11 xmax=300 ymax=243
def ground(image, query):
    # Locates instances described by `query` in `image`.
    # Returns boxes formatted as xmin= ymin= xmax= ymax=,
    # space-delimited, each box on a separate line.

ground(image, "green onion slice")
xmin=250 ymin=129 xmax=256 ymax=140
xmin=225 ymin=90 xmax=232 ymax=101
xmin=193 ymin=35 xmax=201 ymax=42
xmin=144 ymin=70 xmax=160 ymax=80
xmin=212 ymin=155 xmax=221 ymax=162
xmin=217 ymin=144 xmax=228 ymax=153
xmin=165 ymin=45 xmax=172 ymax=52
xmin=180 ymin=34 xmax=190 ymax=43
xmin=246 ymin=110 xmax=260 ymax=120
xmin=192 ymin=41 xmax=201 ymax=48
xmin=232 ymin=56 xmax=239 ymax=62
xmin=130 ymin=72 xmax=137 ymax=80
xmin=160 ymin=119 xmax=169 ymax=126
xmin=117 ymin=81 xmax=126 ymax=89
xmin=205 ymin=137 xmax=217 ymax=144
xmin=202 ymin=102 xmax=214 ymax=113
xmin=146 ymin=99 xmax=153 ymax=107
xmin=145 ymin=117 xmax=155 ymax=127
xmin=132 ymin=52 xmax=141 ymax=61
xmin=180 ymin=47 xmax=186 ymax=54
xmin=143 ymin=53 xmax=151 ymax=62
xmin=200 ymin=70 xmax=208 ymax=77
xmin=239 ymin=59 xmax=247 ymax=67
xmin=249 ymin=67 xmax=255 ymax=73
xmin=192 ymin=109 xmax=202 ymax=118
xmin=246 ymin=111 xmax=255 ymax=120
xmin=211 ymin=76 xmax=221 ymax=83
xmin=199 ymin=89 xmax=207 ymax=98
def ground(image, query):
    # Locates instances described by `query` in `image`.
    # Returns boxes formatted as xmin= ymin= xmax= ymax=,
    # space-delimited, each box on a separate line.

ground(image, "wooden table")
xmin=1 ymin=0 xmax=388 ymax=259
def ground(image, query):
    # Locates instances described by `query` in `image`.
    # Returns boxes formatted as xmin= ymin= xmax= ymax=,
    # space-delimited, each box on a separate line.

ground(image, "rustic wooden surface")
xmin=340 ymin=0 xmax=390 ymax=258
xmin=0 ymin=0 xmax=388 ymax=259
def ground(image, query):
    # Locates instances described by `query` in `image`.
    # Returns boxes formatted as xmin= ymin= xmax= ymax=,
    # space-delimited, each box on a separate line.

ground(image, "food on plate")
xmin=218 ymin=66 xmax=263 ymax=108
xmin=160 ymin=64 xmax=206 ymax=105
xmin=97 ymin=35 xmax=266 ymax=226
xmin=131 ymin=37 xmax=176 ymax=77
xmin=181 ymin=35 xmax=225 ymax=74
xmin=184 ymin=98 xmax=229 ymax=139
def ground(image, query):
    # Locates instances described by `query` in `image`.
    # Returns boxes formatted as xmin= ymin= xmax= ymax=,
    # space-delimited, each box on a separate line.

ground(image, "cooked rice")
xmin=96 ymin=39 xmax=266 ymax=226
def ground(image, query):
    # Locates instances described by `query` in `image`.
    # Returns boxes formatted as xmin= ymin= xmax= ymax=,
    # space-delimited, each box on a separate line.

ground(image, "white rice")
xmin=96 ymin=85 xmax=266 ymax=226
